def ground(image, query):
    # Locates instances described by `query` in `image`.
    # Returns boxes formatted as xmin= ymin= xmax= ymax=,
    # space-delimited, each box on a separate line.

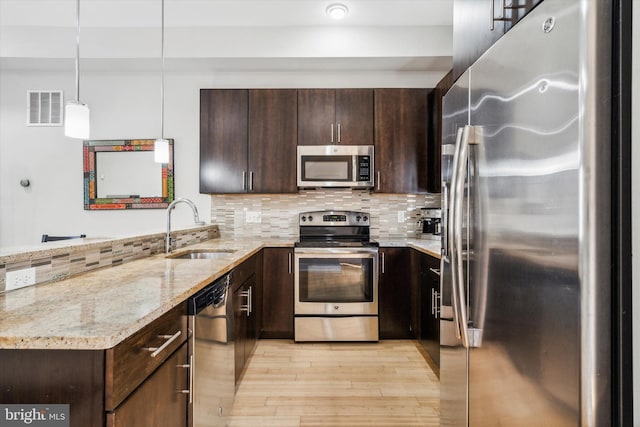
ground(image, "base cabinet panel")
xmin=379 ymin=247 xmax=413 ymax=339
xmin=418 ymin=251 xmax=440 ymax=369
xmin=261 ymin=248 xmax=294 ymax=339
xmin=0 ymin=349 xmax=104 ymax=427
xmin=106 ymin=343 xmax=188 ymax=427
xmin=233 ymin=253 xmax=262 ymax=386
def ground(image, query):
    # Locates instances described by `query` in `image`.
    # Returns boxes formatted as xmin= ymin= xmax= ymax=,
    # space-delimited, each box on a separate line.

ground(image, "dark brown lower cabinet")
xmin=106 ymin=343 xmax=188 ymax=427
xmin=234 ymin=274 xmax=260 ymax=386
xmin=378 ymin=247 xmax=413 ymax=339
xmin=232 ymin=252 xmax=262 ymax=386
xmin=0 ymin=349 xmax=104 ymax=427
xmin=0 ymin=305 xmax=189 ymax=427
xmin=419 ymin=252 xmax=441 ymax=368
xmin=261 ymin=248 xmax=294 ymax=339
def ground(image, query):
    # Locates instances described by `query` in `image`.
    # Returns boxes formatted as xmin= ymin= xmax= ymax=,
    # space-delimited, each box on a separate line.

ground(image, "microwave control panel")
xmin=357 ymin=156 xmax=371 ymax=181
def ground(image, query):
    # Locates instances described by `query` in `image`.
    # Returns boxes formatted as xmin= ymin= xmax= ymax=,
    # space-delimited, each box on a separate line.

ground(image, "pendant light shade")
xmin=64 ymin=101 xmax=90 ymax=139
xmin=65 ymin=0 xmax=90 ymax=139
xmin=154 ymin=138 xmax=170 ymax=163
xmin=154 ymin=0 xmax=168 ymax=163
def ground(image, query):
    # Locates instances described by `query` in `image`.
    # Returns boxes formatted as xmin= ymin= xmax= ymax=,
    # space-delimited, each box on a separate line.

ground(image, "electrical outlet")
xmin=6 ymin=267 xmax=36 ymax=291
xmin=245 ymin=211 xmax=262 ymax=224
xmin=397 ymin=211 xmax=405 ymax=223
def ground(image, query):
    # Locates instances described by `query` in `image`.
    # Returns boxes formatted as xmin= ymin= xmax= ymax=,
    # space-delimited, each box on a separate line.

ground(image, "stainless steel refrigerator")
xmin=440 ymin=0 xmax=616 ymax=425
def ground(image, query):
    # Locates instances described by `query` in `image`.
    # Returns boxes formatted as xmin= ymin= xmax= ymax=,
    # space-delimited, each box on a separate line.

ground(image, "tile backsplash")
xmin=0 ymin=226 xmax=219 ymax=293
xmin=211 ymin=190 xmax=441 ymax=239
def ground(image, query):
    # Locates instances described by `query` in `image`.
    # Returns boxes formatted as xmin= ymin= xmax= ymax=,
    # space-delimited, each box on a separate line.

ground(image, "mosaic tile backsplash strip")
xmin=0 ymin=226 xmax=219 ymax=293
xmin=210 ymin=190 xmax=441 ymax=239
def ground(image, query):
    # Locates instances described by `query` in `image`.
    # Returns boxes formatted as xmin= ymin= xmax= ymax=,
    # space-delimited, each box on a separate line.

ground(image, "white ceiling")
xmin=0 ymin=0 xmax=453 ymax=75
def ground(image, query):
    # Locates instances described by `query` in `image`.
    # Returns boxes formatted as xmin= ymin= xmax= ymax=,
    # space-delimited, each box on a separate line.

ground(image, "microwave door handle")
xmin=331 ymin=123 xmax=334 ymax=143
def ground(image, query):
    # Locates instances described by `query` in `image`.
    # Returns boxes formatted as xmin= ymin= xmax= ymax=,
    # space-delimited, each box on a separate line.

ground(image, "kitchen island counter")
xmin=0 ymin=238 xmax=292 ymax=350
xmin=0 ymin=236 xmax=436 ymax=350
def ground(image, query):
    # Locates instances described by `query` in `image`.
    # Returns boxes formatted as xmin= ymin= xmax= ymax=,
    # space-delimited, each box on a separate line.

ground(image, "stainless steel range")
xmin=294 ymin=210 xmax=379 ymax=342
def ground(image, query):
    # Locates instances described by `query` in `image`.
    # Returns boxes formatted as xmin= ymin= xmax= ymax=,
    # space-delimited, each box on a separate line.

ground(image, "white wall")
xmin=633 ymin=0 xmax=639 ymax=423
xmin=0 ymin=69 xmax=209 ymax=247
xmin=0 ymin=67 xmax=442 ymax=248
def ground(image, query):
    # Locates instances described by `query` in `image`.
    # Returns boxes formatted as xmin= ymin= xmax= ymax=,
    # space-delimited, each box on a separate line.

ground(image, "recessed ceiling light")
xmin=326 ymin=3 xmax=349 ymax=20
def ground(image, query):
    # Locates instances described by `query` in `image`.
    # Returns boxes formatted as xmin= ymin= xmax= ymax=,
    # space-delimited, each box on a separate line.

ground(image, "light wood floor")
xmin=228 ymin=340 xmax=440 ymax=427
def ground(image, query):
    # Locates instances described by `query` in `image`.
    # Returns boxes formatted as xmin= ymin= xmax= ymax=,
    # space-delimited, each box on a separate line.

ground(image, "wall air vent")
xmin=27 ymin=90 xmax=63 ymax=126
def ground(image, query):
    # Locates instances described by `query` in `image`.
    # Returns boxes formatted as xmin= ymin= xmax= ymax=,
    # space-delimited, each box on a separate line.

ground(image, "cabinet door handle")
xmin=337 ymin=123 xmax=341 ymax=143
xmin=490 ymin=0 xmax=495 ymax=30
xmin=490 ymin=0 xmax=506 ymax=30
xmin=377 ymin=171 xmax=381 ymax=191
xmin=143 ymin=330 xmax=182 ymax=358
xmin=431 ymin=289 xmax=435 ymax=316
xmin=249 ymin=171 xmax=254 ymax=191
xmin=176 ymin=353 xmax=193 ymax=404
xmin=288 ymin=252 xmax=292 ymax=275
xmin=429 ymin=268 xmax=441 ymax=276
xmin=242 ymin=171 xmax=247 ymax=191
xmin=381 ymin=252 xmax=385 ymax=274
xmin=331 ymin=123 xmax=335 ymax=143
xmin=241 ymin=290 xmax=250 ymax=315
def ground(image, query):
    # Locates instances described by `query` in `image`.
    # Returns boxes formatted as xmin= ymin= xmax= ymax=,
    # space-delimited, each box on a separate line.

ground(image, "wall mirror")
xmin=83 ymin=139 xmax=174 ymax=210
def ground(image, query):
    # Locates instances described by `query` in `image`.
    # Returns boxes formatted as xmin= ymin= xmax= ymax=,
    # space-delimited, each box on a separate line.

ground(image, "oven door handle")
xmin=294 ymin=247 xmax=379 ymax=255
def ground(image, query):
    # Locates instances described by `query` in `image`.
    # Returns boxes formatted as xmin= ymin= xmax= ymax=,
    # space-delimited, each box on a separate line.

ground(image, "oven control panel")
xmin=299 ymin=210 xmax=370 ymax=226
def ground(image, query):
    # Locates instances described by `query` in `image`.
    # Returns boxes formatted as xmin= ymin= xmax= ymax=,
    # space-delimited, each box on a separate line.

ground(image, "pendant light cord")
xmin=75 ymin=0 xmax=80 ymax=101
xmin=160 ymin=0 xmax=165 ymax=139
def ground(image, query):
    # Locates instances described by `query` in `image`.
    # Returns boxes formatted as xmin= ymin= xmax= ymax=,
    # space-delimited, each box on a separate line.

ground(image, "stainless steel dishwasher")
xmin=188 ymin=272 xmax=235 ymax=427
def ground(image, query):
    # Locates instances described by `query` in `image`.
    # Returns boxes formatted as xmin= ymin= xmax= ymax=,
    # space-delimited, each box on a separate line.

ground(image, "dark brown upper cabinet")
xmin=453 ymin=0 xmax=543 ymax=82
xmin=200 ymin=89 xmax=297 ymax=194
xmin=374 ymin=88 xmax=430 ymax=194
xmin=200 ymin=89 xmax=248 ymax=193
xmin=249 ymin=90 xmax=298 ymax=193
xmin=297 ymin=89 xmax=373 ymax=145
xmin=427 ymin=70 xmax=454 ymax=193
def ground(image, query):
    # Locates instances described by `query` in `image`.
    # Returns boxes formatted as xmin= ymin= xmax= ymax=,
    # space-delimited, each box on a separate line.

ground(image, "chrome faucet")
xmin=166 ymin=198 xmax=206 ymax=253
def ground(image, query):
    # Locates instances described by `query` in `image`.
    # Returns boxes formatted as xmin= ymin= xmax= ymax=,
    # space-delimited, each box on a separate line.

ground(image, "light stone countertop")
xmin=0 ymin=237 xmax=438 ymax=351
xmin=0 ymin=237 xmax=292 ymax=350
xmin=378 ymin=238 xmax=442 ymax=259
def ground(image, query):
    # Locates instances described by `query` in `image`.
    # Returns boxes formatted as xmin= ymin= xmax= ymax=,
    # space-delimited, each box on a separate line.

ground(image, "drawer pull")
xmin=143 ymin=330 xmax=182 ymax=358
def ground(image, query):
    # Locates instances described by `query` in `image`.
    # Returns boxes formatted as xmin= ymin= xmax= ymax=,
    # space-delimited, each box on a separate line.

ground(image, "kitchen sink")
xmin=168 ymin=249 xmax=237 ymax=260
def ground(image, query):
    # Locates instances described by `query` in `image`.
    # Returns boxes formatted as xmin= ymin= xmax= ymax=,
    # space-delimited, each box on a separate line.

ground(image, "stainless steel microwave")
xmin=297 ymin=145 xmax=374 ymax=188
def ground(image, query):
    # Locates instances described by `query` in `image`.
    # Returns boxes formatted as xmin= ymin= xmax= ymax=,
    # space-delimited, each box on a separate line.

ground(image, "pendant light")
xmin=154 ymin=0 xmax=170 ymax=163
xmin=64 ymin=0 xmax=90 ymax=139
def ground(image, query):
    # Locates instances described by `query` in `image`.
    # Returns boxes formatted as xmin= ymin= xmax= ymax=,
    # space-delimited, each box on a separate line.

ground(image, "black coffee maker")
xmin=421 ymin=208 xmax=442 ymax=236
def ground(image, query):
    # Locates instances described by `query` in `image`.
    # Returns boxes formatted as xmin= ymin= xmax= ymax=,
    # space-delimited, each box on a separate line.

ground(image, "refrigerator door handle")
xmin=452 ymin=125 xmax=475 ymax=349
xmin=448 ymin=127 xmax=464 ymax=342
xmin=442 ymin=184 xmax=449 ymax=259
